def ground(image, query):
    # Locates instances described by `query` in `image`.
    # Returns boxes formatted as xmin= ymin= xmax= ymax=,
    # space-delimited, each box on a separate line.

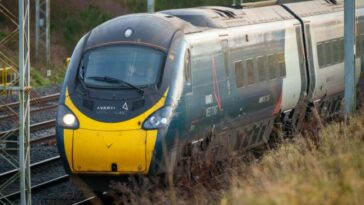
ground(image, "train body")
xmin=56 ymin=0 xmax=364 ymax=190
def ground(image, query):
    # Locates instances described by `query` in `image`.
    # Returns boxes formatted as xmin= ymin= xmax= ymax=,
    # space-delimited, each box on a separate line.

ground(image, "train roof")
xmin=284 ymin=0 xmax=364 ymax=18
xmin=160 ymin=5 xmax=293 ymax=28
xmin=160 ymin=0 xmax=364 ymax=30
xmin=85 ymin=13 xmax=202 ymax=50
xmin=85 ymin=0 xmax=364 ymax=48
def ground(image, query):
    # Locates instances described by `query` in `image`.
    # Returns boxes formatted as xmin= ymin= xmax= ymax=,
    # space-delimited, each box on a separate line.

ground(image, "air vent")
xmin=132 ymin=99 xmax=145 ymax=111
xmin=211 ymin=8 xmax=237 ymax=18
xmin=83 ymin=99 xmax=94 ymax=111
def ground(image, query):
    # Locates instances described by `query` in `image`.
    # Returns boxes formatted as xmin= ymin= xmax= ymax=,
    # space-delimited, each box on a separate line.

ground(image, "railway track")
xmin=0 ymin=93 xmax=59 ymax=125
xmin=0 ymin=156 xmax=61 ymax=181
xmin=0 ymin=175 xmax=70 ymax=201
xmin=72 ymin=196 xmax=98 ymax=205
xmin=0 ymin=156 xmax=69 ymax=202
xmin=0 ymin=93 xmax=60 ymax=112
xmin=31 ymin=133 xmax=57 ymax=145
xmin=0 ymin=119 xmax=56 ymax=138
xmin=0 ymin=92 xmax=88 ymax=203
xmin=0 ymin=104 xmax=58 ymax=122
xmin=0 ymin=155 xmax=95 ymax=204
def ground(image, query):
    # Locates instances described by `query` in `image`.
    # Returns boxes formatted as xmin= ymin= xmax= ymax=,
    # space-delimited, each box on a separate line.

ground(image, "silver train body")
xmin=57 ymin=0 xmax=364 ymax=191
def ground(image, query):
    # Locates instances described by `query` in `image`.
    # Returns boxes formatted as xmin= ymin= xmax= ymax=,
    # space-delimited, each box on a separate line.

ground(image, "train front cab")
xmin=56 ymin=31 xmax=188 ymax=184
xmin=57 ymin=91 xmax=168 ymax=190
xmin=63 ymin=91 xmax=166 ymax=174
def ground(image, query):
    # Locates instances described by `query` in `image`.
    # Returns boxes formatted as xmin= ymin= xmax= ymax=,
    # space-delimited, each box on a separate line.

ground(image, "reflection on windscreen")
xmin=84 ymin=45 xmax=165 ymax=88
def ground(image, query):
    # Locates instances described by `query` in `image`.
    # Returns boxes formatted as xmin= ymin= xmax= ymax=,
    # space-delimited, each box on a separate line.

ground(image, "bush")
xmin=0 ymin=31 xmax=6 ymax=41
xmin=60 ymin=5 xmax=112 ymax=51
xmin=227 ymin=113 xmax=364 ymax=205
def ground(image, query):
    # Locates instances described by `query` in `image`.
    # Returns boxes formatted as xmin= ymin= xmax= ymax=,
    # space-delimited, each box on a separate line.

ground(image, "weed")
xmin=228 ymin=113 xmax=364 ymax=205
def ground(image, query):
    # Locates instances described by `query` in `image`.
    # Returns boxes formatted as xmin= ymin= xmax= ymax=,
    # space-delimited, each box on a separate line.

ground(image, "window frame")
xmin=276 ymin=52 xmax=285 ymax=78
xmin=184 ymin=49 xmax=192 ymax=85
xmin=268 ymin=54 xmax=276 ymax=80
xmin=257 ymin=56 xmax=266 ymax=82
xmin=234 ymin=60 xmax=244 ymax=88
xmin=246 ymin=58 xmax=255 ymax=85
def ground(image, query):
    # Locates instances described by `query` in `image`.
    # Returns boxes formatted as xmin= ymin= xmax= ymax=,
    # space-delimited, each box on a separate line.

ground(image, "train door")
xmin=201 ymin=37 xmax=232 ymax=126
xmin=303 ymin=22 xmax=316 ymax=101
xmin=219 ymin=38 xmax=234 ymax=118
xmin=184 ymin=42 xmax=212 ymax=136
xmin=183 ymin=37 xmax=232 ymax=137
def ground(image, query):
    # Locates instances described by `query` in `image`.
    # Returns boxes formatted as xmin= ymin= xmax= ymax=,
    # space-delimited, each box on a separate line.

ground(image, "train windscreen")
xmin=82 ymin=45 xmax=165 ymax=88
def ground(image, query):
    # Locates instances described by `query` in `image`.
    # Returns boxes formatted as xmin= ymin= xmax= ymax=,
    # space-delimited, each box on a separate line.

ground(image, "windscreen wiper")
xmin=87 ymin=76 xmax=144 ymax=96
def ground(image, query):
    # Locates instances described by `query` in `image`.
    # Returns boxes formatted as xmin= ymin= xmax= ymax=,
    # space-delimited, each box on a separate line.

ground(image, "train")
xmin=56 ymin=0 xmax=364 ymax=191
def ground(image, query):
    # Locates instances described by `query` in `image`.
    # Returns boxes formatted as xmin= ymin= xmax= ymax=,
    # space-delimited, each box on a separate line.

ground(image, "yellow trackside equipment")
xmin=0 ymin=67 xmax=16 ymax=87
xmin=66 ymin=58 xmax=71 ymax=68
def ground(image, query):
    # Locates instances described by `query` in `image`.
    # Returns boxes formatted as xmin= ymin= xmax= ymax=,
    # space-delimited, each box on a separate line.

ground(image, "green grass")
xmin=30 ymin=67 xmax=66 ymax=88
xmin=225 ymin=113 xmax=364 ymax=205
xmin=57 ymin=5 xmax=112 ymax=51
xmin=0 ymin=31 xmax=6 ymax=41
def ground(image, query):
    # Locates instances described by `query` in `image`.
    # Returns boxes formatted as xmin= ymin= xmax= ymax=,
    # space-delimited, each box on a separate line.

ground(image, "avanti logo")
xmin=122 ymin=102 xmax=128 ymax=111
xmin=96 ymin=106 xmax=116 ymax=111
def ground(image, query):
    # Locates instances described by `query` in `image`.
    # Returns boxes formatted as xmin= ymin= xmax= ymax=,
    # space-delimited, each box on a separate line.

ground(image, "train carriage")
xmin=56 ymin=0 xmax=364 ymax=191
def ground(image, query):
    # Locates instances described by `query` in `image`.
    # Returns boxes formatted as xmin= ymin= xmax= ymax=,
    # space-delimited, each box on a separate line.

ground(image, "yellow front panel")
xmin=64 ymin=129 xmax=74 ymax=172
xmin=62 ymin=88 xmax=169 ymax=174
xmin=73 ymin=129 xmax=147 ymax=173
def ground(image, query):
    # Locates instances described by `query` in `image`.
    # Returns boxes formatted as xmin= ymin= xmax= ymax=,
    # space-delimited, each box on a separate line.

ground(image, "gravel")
xmin=0 ymin=85 xmax=61 ymax=103
xmin=0 ymin=100 xmax=58 ymax=132
xmin=1 ymin=85 xmax=90 ymax=204
xmin=0 ymin=144 xmax=59 ymax=173
xmin=10 ymin=180 xmax=87 ymax=205
xmin=30 ymin=181 xmax=86 ymax=205
xmin=0 ymin=85 xmax=60 ymax=172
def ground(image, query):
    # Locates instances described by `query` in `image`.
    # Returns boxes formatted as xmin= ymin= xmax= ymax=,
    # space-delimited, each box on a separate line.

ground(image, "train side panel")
xmin=282 ymin=19 xmax=304 ymax=112
xmin=183 ymin=22 xmax=285 ymax=147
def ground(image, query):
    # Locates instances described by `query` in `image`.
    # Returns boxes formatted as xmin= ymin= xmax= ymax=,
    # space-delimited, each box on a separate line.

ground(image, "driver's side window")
xmin=184 ymin=49 xmax=192 ymax=85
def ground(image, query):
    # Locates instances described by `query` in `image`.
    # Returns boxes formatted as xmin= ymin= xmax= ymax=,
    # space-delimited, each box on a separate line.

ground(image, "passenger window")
xmin=277 ymin=52 xmax=285 ymax=77
xmin=332 ymin=40 xmax=340 ymax=64
xmin=246 ymin=59 xmax=255 ymax=85
xmin=317 ymin=43 xmax=325 ymax=67
xmin=268 ymin=54 xmax=275 ymax=79
xmin=184 ymin=50 xmax=191 ymax=85
xmin=325 ymin=41 xmax=333 ymax=65
xmin=221 ymin=40 xmax=229 ymax=77
xmin=339 ymin=38 xmax=344 ymax=62
xmin=235 ymin=61 xmax=244 ymax=88
xmin=358 ymin=34 xmax=363 ymax=57
xmin=356 ymin=35 xmax=359 ymax=57
xmin=257 ymin=56 xmax=265 ymax=82
xmin=361 ymin=35 xmax=364 ymax=56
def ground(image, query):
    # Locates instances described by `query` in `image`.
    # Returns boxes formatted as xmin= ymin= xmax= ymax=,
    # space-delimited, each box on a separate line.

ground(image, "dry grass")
xmin=110 ymin=112 xmax=364 ymax=205
xmin=225 ymin=112 xmax=364 ymax=205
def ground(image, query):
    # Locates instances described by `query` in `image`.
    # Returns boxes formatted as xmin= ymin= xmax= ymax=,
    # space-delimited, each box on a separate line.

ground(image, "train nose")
xmin=71 ymin=129 xmax=156 ymax=174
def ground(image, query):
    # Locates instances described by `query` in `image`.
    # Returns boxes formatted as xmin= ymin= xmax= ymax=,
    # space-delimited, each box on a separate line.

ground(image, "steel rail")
xmin=72 ymin=196 xmax=97 ymax=205
xmin=0 ymin=104 xmax=57 ymax=121
xmin=0 ymin=119 xmax=56 ymax=138
xmin=0 ymin=156 xmax=60 ymax=179
xmin=0 ymin=93 xmax=60 ymax=112
xmin=30 ymin=134 xmax=56 ymax=145
xmin=0 ymin=175 xmax=69 ymax=200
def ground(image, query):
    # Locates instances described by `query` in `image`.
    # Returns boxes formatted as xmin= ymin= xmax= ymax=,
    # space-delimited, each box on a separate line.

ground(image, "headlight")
xmin=63 ymin=114 xmax=76 ymax=126
xmin=143 ymin=106 xmax=173 ymax=130
xmin=57 ymin=104 xmax=79 ymax=129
